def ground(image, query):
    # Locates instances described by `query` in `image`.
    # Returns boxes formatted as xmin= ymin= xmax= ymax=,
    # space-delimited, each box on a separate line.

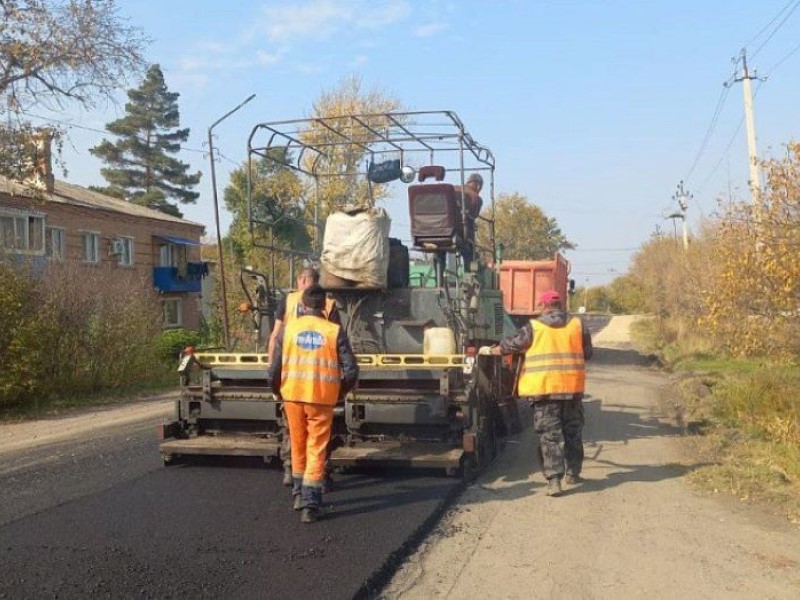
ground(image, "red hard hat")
xmin=539 ymin=290 xmax=561 ymax=304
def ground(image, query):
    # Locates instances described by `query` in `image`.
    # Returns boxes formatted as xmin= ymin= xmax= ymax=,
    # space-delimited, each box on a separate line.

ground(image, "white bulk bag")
xmin=321 ymin=207 xmax=391 ymax=288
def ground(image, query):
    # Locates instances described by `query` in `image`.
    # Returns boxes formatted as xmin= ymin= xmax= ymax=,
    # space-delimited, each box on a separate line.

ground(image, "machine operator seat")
xmin=408 ymin=166 xmax=463 ymax=252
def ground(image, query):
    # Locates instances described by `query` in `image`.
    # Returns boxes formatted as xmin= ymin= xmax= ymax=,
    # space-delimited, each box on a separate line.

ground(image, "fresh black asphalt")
xmin=0 ymin=425 xmax=461 ymax=599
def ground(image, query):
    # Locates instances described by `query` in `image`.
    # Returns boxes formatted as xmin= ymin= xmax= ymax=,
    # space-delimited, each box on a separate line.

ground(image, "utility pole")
xmin=729 ymin=49 xmax=762 ymax=205
xmin=671 ymin=180 xmax=691 ymax=251
xmin=582 ymin=278 xmax=589 ymax=311
xmin=208 ymin=94 xmax=256 ymax=350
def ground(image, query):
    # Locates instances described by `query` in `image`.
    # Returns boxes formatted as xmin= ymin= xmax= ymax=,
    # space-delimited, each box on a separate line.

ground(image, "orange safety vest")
xmin=517 ymin=317 xmax=586 ymax=397
xmin=284 ymin=290 xmax=335 ymax=323
xmin=280 ymin=315 xmax=341 ymax=405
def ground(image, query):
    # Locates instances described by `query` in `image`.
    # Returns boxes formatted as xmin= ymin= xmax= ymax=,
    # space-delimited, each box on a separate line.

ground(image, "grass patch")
xmin=685 ymin=430 xmax=800 ymax=524
xmin=666 ymin=365 xmax=800 ymax=524
xmin=643 ymin=316 xmax=800 ymax=524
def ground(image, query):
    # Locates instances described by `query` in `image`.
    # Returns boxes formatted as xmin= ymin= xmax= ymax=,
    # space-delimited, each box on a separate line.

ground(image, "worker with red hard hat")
xmin=480 ymin=289 xmax=593 ymax=497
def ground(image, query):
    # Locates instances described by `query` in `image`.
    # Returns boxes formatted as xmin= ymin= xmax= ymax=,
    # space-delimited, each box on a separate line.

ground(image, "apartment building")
xmin=0 ymin=175 xmax=207 ymax=330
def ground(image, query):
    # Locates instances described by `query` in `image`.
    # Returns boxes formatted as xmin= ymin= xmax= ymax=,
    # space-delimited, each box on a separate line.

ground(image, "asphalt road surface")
xmin=0 ymin=317 xmax=612 ymax=600
xmin=0 ymin=419 xmax=463 ymax=599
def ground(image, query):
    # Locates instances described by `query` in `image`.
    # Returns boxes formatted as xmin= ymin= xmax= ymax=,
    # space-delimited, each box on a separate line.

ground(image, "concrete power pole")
xmin=673 ymin=181 xmax=691 ymax=251
xmin=730 ymin=49 xmax=762 ymax=204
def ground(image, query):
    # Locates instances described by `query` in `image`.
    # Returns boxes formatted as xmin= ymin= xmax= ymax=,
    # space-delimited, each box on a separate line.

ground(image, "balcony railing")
xmin=153 ymin=262 xmax=208 ymax=293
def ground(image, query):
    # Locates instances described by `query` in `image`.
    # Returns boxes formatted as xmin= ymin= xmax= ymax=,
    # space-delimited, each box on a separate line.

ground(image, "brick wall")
xmin=1 ymin=193 xmax=207 ymax=330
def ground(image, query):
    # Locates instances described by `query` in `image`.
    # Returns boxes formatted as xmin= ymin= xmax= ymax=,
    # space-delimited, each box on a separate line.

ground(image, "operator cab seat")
xmin=408 ymin=166 xmax=463 ymax=252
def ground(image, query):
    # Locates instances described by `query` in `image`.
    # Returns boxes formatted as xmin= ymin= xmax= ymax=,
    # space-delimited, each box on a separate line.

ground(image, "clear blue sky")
xmin=32 ymin=0 xmax=800 ymax=286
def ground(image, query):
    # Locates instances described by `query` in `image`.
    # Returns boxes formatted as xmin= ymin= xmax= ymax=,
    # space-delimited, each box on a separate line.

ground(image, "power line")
xmin=21 ymin=110 xmax=210 ymax=157
xmin=567 ymin=247 xmax=638 ymax=252
xmin=697 ymin=80 xmax=764 ymax=196
xmin=750 ymin=0 xmax=800 ymax=59
xmin=765 ymin=39 xmax=800 ymax=74
xmin=684 ymin=85 xmax=731 ymax=183
xmin=743 ymin=0 xmax=798 ymax=50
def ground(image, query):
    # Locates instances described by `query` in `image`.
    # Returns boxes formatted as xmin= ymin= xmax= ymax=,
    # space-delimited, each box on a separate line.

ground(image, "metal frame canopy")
xmin=247 ymin=110 xmax=495 ymax=178
xmin=245 ymin=110 xmax=497 ymax=269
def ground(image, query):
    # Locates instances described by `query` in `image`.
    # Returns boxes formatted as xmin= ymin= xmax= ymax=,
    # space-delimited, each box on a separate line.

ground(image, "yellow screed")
xmin=193 ymin=353 xmax=466 ymax=369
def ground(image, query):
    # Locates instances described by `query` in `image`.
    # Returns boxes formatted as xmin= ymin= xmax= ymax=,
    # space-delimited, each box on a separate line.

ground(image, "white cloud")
xmin=350 ymin=55 xmax=368 ymax=67
xmin=170 ymin=71 xmax=210 ymax=92
xmin=259 ymin=0 xmax=411 ymax=43
xmin=414 ymin=22 xmax=448 ymax=38
xmin=256 ymin=50 xmax=284 ymax=66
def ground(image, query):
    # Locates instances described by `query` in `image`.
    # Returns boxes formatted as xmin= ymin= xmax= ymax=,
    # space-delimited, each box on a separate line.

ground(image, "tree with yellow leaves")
xmin=704 ymin=143 xmax=800 ymax=359
xmin=299 ymin=75 xmax=403 ymax=219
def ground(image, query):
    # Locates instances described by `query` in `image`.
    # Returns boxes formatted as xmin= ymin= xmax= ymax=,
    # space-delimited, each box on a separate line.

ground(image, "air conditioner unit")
xmin=110 ymin=239 xmax=125 ymax=255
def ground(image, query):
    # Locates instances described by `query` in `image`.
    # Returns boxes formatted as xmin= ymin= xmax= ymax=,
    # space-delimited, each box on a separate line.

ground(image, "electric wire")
xmin=750 ymin=0 xmax=800 ymax=59
xmin=743 ymin=0 xmax=798 ymax=50
xmin=684 ymin=85 xmax=731 ymax=183
xmin=764 ymin=39 xmax=800 ymax=74
xmin=696 ymin=81 xmax=764 ymax=197
xmin=19 ymin=110 xmax=210 ymax=156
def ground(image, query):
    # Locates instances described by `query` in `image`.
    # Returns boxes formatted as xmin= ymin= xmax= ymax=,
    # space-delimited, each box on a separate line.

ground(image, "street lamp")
xmin=208 ymin=94 xmax=256 ymax=349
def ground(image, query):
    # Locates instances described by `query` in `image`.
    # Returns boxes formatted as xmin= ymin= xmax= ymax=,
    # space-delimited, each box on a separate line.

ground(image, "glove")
xmin=478 ymin=346 xmax=493 ymax=356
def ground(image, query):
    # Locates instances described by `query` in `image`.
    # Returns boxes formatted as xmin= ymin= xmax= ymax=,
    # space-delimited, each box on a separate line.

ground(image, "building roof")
xmin=0 ymin=176 xmax=204 ymax=229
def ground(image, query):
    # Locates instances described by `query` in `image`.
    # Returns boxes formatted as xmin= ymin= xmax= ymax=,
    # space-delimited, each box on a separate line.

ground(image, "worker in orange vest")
xmin=268 ymin=266 xmax=339 ymax=487
xmin=481 ymin=289 xmax=592 ymax=497
xmin=270 ymin=284 xmax=359 ymax=523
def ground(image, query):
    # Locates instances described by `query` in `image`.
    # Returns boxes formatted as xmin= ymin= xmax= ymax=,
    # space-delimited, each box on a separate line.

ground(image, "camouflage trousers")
xmin=530 ymin=397 xmax=585 ymax=480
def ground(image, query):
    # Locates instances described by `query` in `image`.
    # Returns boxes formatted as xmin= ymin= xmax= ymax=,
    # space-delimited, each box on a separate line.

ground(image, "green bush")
xmin=1 ymin=258 xmax=173 ymax=414
xmin=158 ymin=328 xmax=201 ymax=362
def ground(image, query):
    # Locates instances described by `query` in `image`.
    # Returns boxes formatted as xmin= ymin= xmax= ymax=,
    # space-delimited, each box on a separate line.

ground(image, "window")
xmin=159 ymin=243 xmax=186 ymax=268
xmin=0 ymin=210 xmax=45 ymax=254
xmin=115 ymin=237 xmax=134 ymax=266
xmin=82 ymin=231 xmax=100 ymax=263
xmin=163 ymin=298 xmax=182 ymax=327
xmin=45 ymin=227 xmax=66 ymax=261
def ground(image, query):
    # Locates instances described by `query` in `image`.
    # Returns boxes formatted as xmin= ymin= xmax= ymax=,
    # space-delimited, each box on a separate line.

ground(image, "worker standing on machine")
xmin=270 ymin=284 xmax=359 ymax=523
xmin=268 ymin=266 xmax=340 ymax=487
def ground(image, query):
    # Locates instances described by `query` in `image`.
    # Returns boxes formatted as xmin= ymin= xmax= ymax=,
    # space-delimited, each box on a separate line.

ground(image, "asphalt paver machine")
xmin=160 ymin=111 xmax=521 ymax=474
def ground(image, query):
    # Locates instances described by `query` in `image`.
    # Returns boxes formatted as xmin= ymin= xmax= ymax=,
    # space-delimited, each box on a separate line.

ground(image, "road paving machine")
xmin=160 ymin=111 xmax=521 ymax=475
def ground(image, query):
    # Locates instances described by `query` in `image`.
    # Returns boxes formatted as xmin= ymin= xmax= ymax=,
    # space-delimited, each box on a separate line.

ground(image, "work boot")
xmin=565 ymin=474 xmax=584 ymax=485
xmin=292 ymin=494 xmax=303 ymax=511
xmin=282 ymin=468 xmax=293 ymax=487
xmin=546 ymin=477 xmax=563 ymax=497
xmin=300 ymin=508 xmax=318 ymax=524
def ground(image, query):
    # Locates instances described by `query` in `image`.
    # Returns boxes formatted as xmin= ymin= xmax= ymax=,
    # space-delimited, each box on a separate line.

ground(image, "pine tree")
xmin=90 ymin=64 xmax=200 ymax=217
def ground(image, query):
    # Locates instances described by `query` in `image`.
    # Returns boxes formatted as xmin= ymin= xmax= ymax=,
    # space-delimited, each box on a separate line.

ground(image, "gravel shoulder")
xmin=382 ymin=316 xmax=800 ymax=599
xmin=0 ymin=393 xmax=176 ymax=457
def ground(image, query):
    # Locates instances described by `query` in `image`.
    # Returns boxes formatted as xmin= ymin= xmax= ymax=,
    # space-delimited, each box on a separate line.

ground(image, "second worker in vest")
xmin=481 ymin=289 xmax=593 ymax=497
xmin=270 ymin=284 xmax=359 ymax=523
xmin=268 ymin=267 xmax=340 ymax=487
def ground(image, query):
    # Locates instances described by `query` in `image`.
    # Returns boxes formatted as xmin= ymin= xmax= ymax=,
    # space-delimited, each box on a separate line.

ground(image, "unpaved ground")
xmin=383 ymin=316 xmax=800 ymax=599
xmin=0 ymin=393 xmax=175 ymax=456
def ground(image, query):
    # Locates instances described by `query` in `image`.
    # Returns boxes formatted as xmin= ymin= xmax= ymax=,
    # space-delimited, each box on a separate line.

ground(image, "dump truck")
xmin=160 ymin=111 xmax=521 ymax=475
xmin=499 ymin=254 xmax=573 ymax=327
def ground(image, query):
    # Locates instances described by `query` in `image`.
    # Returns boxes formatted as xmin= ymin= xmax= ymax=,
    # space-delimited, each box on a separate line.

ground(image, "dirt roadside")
xmin=383 ymin=316 xmax=800 ymax=599
xmin=0 ymin=393 xmax=176 ymax=456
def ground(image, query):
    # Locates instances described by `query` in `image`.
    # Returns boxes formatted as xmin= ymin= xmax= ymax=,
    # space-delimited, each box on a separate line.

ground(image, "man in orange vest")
xmin=270 ymin=284 xmax=359 ymax=523
xmin=482 ymin=289 xmax=592 ymax=497
xmin=268 ymin=267 xmax=340 ymax=487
